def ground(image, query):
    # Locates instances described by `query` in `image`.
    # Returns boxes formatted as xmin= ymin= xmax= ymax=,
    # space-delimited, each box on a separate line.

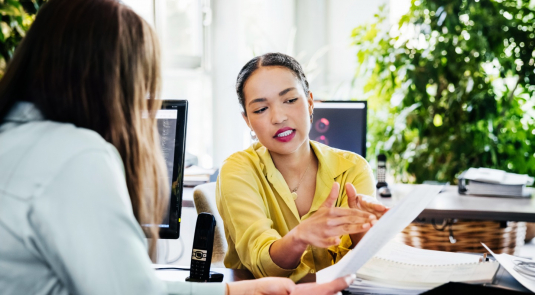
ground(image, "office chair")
xmin=192 ymin=182 xmax=227 ymax=267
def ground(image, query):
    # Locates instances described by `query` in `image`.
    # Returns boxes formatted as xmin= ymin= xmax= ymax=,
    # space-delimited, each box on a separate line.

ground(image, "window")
xmin=122 ymin=0 xmax=213 ymax=168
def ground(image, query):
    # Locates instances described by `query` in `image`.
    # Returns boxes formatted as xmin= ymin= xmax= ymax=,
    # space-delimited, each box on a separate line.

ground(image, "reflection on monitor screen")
xmin=310 ymin=101 xmax=367 ymax=157
xmin=156 ymin=109 xmax=177 ymax=229
xmin=141 ymin=100 xmax=187 ymax=239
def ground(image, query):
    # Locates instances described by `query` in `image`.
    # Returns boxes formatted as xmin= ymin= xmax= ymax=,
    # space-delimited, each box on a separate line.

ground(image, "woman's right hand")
xmin=294 ymin=182 xmax=376 ymax=248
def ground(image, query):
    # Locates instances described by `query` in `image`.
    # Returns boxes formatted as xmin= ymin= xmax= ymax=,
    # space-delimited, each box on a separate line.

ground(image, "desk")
xmin=155 ymin=267 xmax=254 ymax=283
xmin=379 ymin=185 xmax=535 ymax=222
xmin=182 ymin=187 xmax=195 ymax=208
xmin=154 ymin=266 xmax=531 ymax=293
xmin=173 ymin=187 xmax=532 ymax=293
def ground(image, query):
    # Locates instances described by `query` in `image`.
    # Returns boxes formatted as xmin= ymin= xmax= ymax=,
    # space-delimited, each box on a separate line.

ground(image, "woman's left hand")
xmin=345 ymin=183 xmax=388 ymax=219
xmin=345 ymin=183 xmax=389 ymax=245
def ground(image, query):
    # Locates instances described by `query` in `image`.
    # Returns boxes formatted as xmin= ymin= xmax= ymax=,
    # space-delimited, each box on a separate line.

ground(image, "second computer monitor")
xmin=310 ymin=101 xmax=367 ymax=157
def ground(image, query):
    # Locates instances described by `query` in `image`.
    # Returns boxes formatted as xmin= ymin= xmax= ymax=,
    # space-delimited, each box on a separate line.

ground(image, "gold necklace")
xmin=290 ymin=161 xmax=312 ymax=200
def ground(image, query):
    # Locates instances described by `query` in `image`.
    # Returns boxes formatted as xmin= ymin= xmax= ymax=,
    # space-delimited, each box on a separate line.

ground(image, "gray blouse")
xmin=0 ymin=102 xmax=225 ymax=295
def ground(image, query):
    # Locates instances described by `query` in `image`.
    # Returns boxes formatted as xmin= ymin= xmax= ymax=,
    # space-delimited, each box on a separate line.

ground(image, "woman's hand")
xmin=290 ymin=274 xmax=355 ymax=295
xmin=345 ymin=183 xmax=388 ymax=219
xmin=295 ymin=183 xmax=377 ymax=248
xmin=227 ymin=274 xmax=355 ymax=295
xmin=227 ymin=277 xmax=294 ymax=295
xmin=345 ymin=183 xmax=388 ymax=245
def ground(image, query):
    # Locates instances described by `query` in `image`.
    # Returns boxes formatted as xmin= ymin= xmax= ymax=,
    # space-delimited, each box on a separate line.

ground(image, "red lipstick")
xmin=273 ymin=127 xmax=296 ymax=142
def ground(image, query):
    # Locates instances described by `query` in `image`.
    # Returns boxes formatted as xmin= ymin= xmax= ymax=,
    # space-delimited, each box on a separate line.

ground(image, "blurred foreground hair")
xmin=0 ymin=0 xmax=167 ymax=260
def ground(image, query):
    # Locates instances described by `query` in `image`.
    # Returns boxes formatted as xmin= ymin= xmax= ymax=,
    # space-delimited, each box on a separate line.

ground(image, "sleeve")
xmin=29 ymin=148 xmax=225 ymax=295
xmin=216 ymin=158 xmax=295 ymax=278
xmin=328 ymin=156 xmax=376 ymax=262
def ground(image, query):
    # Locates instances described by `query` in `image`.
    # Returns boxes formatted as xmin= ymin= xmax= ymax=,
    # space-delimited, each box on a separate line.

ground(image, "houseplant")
xmin=353 ymin=0 xmax=535 ymax=183
xmin=0 ymin=0 xmax=46 ymax=77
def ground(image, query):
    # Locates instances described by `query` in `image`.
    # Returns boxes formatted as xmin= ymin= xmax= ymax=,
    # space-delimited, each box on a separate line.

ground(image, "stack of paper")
xmin=184 ymin=165 xmax=217 ymax=187
xmin=460 ymin=168 xmax=534 ymax=197
xmin=348 ymin=278 xmax=427 ymax=295
xmin=346 ymin=241 xmax=499 ymax=294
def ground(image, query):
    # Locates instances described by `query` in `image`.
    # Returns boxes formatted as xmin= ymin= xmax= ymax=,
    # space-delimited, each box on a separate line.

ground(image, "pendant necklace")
xmin=290 ymin=161 xmax=312 ymax=200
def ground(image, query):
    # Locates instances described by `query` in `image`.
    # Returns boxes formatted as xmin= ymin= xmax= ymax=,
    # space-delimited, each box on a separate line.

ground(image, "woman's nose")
xmin=270 ymin=105 xmax=287 ymax=124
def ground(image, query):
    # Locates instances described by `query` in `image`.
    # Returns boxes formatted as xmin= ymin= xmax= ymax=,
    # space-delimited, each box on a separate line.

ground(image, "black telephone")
xmin=186 ymin=212 xmax=223 ymax=282
xmin=376 ymin=154 xmax=391 ymax=197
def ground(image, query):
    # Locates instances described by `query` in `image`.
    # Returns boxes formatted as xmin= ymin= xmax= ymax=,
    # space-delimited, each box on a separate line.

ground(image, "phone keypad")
xmin=191 ymin=260 xmax=207 ymax=278
xmin=191 ymin=248 xmax=209 ymax=279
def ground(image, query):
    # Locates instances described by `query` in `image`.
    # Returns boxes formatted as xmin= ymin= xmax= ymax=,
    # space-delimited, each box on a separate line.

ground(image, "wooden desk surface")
xmin=379 ymin=184 xmax=535 ymax=222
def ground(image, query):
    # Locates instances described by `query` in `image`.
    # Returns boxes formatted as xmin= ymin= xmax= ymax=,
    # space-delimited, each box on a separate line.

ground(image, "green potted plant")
xmin=352 ymin=0 xmax=535 ymax=184
xmin=0 ymin=0 xmax=46 ymax=77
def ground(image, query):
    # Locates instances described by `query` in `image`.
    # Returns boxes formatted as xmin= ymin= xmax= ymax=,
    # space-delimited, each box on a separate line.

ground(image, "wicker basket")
xmin=397 ymin=219 xmax=527 ymax=255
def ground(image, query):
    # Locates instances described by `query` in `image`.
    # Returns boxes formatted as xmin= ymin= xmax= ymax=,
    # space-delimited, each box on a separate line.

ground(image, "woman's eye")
xmin=286 ymin=98 xmax=298 ymax=104
xmin=253 ymin=107 xmax=268 ymax=114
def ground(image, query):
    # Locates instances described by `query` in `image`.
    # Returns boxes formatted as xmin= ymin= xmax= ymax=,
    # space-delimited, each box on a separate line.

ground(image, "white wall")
xmin=326 ymin=0 xmax=389 ymax=99
xmin=293 ymin=0 xmax=388 ymax=100
xmin=210 ymin=0 xmax=296 ymax=168
xmin=125 ymin=0 xmax=400 ymax=169
xmin=210 ymin=0 xmax=392 ymax=167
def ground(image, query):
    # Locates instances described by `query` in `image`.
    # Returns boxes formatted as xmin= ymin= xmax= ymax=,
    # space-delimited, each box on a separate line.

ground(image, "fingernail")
xmin=335 ymin=292 xmax=342 ymax=295
xmin=371 ymin=220 xmax=377 ymax=225
xmin=344 ymin=274 xmax=357 ymax=285
xmin=362 ymin=223 xmax=370 ymax=229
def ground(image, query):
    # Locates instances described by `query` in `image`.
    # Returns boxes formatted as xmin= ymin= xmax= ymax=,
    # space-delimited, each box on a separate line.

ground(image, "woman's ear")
xmin=241 ymin=111 xmax=252 ymax=129
xmin=308 ymin=92 xmax=314 ymax=115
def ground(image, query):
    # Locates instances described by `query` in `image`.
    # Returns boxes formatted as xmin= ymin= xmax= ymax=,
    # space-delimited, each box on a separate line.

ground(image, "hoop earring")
xmin=250 ymin=129 xmax=257 ymax=141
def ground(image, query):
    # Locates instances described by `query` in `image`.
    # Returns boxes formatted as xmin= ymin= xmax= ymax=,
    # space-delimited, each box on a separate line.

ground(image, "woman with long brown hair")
xmin=0 ymin=0 xmax=352 ymax=294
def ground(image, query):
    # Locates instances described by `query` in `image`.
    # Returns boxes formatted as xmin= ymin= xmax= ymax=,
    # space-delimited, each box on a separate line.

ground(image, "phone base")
xmin=185 ymin=271 xmax=224 ymax=282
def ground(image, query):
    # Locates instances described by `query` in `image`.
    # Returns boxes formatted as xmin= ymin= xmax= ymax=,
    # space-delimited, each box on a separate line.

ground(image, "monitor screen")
xmin=310 ymin=101 xmax=367 ymax=157
xmin=152 ymin=100 xmax=187 ymax=239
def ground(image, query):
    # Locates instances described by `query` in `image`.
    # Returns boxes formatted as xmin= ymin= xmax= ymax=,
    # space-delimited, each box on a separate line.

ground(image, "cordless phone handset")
xmin=376 ymin=154 xmax=391 ymax=197
xmin=187 ymin=212 xmax=217 ymax=282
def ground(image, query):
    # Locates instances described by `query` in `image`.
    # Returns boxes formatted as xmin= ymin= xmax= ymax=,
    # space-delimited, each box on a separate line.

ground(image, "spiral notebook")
xmin=354 ymin=241 xmax=500 ymax=289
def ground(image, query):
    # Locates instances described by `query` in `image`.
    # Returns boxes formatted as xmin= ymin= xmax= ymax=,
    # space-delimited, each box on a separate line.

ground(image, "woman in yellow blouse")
xmin=216 ymin=53 xmax=387 ymax=282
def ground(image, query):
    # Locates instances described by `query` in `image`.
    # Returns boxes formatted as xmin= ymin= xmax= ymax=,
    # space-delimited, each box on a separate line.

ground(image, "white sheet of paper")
xmin=375 ymin=241 xmax=479 ymax=266
xmin=482 ymin=243 xmax=535 ymax=292
xmin=317 ymin=184 xmax=443 ymax=283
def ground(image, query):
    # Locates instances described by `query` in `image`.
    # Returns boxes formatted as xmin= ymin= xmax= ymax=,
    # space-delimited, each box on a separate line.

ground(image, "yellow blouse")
xmin=215 ymin=141 xmax=376 ymax=282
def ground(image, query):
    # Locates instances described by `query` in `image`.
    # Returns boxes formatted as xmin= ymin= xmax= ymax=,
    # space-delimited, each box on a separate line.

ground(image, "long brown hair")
xmin=0 ymin=0 xmax=168 ymax=259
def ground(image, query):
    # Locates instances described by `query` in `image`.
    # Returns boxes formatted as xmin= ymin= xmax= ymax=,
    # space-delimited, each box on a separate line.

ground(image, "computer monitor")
xmin=310 ymin=101 xmax=367 ymax=157
xmin=151 ymin=100 xmax=188 ymax=239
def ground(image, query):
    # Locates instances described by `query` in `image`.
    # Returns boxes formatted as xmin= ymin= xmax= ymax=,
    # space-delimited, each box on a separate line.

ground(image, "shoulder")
xmin=0 ymin=121 xmax=121 ymax=199
xmin=311 ymin=140 xmax=370 ymax=172
xmin=220 ymin=142 xmax=265 ymax=175
xmin=218 ymin=143 xmax=267 ymax=194
xmin=44 ymin=121 xmax=112 ymax=150
xmin=27 ymin=121 xmax=119 ymax=166
xmin=1 ymin=120 xmax=113 ymax=153
xmin=311 ymin=141 xmax=376 ymax=196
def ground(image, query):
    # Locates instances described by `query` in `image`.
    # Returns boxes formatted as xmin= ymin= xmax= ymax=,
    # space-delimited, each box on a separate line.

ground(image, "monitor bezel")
xmin=312 ymin=100 xmax=367 ymax=158
xmin=158 ymin=100 xmax=188 ymax=239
